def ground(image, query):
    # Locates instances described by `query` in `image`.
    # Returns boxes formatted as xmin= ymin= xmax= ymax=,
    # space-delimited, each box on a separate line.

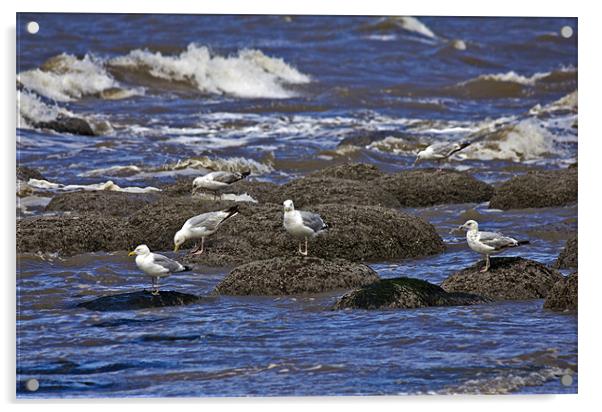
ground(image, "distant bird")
xmin=192 ymin=170 xmax=251 ymax=199
xmin=174 ymin=205 xmax=240 ymax=255
xmin=456 ymin=220 xmax=529 ymax=272
xmin=283 ymin=199 xmax=328 ymax=256
xmin=128 ymin=244 xmax=192 ymax=295
xmin=414 ymin=141 xmax=472 ymax=169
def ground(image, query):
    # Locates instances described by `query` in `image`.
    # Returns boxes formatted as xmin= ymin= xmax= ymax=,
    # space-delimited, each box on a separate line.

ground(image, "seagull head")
xmin=458 ymin=220 xmax=479 ymax=232
xmin=413 ymin=150 xmax=427 ymax=166
xmin=283 ymin=199 xmax=295 ymax=212
xmin=129 ymin=244 xmax=150 ymax=256
xmin=191 ymin=177 xmax=201 ymax=195
xmin=173 ymin=230 xmax=187 ymax=252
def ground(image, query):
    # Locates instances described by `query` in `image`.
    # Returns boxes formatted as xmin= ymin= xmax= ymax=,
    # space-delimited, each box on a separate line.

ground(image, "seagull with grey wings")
xmin=128 ymin=244 xmax=192 ymax=295
xmin=192 ymin=170 xmax=250 ymax=199
xmin=174 ymin=205 xmax=239 ymax=255
xmin=414 ymin=141 xmax=472 ymax=169
xmin=455 ymin=220 xmax=530 ymax=272
xmin=283 ymin=199 xmax=328 ymax=256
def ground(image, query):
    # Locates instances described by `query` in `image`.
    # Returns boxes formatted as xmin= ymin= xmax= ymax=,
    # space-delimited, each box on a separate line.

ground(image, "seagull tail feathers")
xmin=516 ymin=240 xmax=530 ymax=246
xmin=241 ymin=170 xmax=251 ymax=178
xmin=182 ymin=265 xmax=193 ymax=272
xmin=221 ymin=205 xmax=240 ymax=222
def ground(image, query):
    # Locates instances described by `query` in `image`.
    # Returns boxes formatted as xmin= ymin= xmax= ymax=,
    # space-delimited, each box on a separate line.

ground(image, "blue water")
xmin=16 ymin=14 xmax=577 ymax=397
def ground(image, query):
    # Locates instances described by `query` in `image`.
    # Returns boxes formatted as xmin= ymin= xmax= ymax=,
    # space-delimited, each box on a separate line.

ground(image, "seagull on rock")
xmin=192 ymin=170 xmax=251 ymax=199
xmin=456 ymin=220 xmax=529 ymax=272
xmin=283 ymin=199 xmax=328 ymax=256
xmin=414 ymin=141 xmax=472 ymax=169
xmin=128 ymin=244 xmax=192 ymax=295
xmin=174 ymin=205 xmax=239 ymax=255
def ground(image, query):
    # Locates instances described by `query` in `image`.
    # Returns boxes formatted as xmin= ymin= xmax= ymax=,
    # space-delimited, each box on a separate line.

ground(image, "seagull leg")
xmin=298 ymin=241 xmax=303 ymax=255
xmin=481 ymin=255 xmax=490 ymax=272
xmin=151 ymin=277 xmax=160 ymax=295
xmin=191 ymin=237 xmax=205 ymax=256
xmin=189 ymin=242 xmax=200 ymax=255
xmin=300 ymin=237 xmax=308 ymax=256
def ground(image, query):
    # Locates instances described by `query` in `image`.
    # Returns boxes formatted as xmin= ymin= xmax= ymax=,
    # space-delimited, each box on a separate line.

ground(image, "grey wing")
xmin=152 ymin=253 xmax=185 ymax=272
xmin=186 ymin=211 xmax=227 ymax=231
xmin=299 ymin=210 xmax=327 ymax=233
xmin=211 ymin=171 xmax=242 ymax=184
xmin=479 ymin=231 xmax=518 ymax=250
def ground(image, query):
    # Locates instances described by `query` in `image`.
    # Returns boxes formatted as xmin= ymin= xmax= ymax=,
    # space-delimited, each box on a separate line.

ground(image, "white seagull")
xmin=174 ymin=205 xmax=239 ymax=255
xmin=192 ymin=170 xmax=250 ymax=199
xmin=128 ymin=244 xmax=192 ymax=295
xmin=414 ymin=141 xmax=472 ymax=168
xmin=456 ymin=220 xmax=529 ymax=272
xmin=283 ymin=199 xmax=328 ymax=256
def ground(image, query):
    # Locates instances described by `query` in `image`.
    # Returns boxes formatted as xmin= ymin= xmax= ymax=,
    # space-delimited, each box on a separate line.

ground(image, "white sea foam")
xmin=158 ymin=156 xmax=274 ymax=175
xmin=461 ymin=66 xmax=576 ymax=87
xmin=109 ymin=44 xmax=310 ymax=98
xmin=27 ymin=179 xmax=161 ymax=193
xmin=397 ymin=17 xmax=437 ymax=39
xmin=17 ymin=90 xmax=65 ymax=128
xmin=530 ymin=90 xmax=578 ymax=115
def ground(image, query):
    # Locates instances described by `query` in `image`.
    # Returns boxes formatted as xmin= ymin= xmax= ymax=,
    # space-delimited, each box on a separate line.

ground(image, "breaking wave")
xmin=17 ymin=90 xmax=65 ymax=128
xmin=108 ymin=44 xmax=310 ymax=98
xmin=26 ymin=178 xmax=161 ymax=193
xmin=360 ymin=16 xmax=437 ymax=39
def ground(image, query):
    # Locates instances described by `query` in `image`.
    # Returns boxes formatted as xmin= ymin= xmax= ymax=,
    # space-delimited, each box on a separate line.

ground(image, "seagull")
xmin=128 ymin=244 xmax=192 ymax=295
xmin=414 ymin=141 xmax=472 ymax=169
xmin=173 ymin=205 xmax=239 ymax=255
xmin=283 ymin=199 xmax=328 ymax=256
xmin=192 ymin=170 xmax=251 ymax=199
xmin=456 ymin=220 xmax=529 ymax=272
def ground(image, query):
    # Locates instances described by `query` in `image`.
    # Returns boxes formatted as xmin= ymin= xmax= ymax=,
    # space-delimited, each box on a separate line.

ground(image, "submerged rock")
xmin=544 ymin=272 xmax=578 ymax=312
xmin=46 ymin=190 xmax=160 ymax=217
xmin=215 ymin=256 xmax=379 ymax=296
xmin=334 ymin=277 xmax=491 ymax=310
xmin=377 ymin=169 xmax=494 ymax=207
xmin=489 ymin=169 xmax=577 ymax=210
xmin=35 ymin=115 xmax=96 ymax=136
xmin=555 ymin=234 xmax=577 ymax=269
xmin=441 ymin=257 xmax=563 ymax=300
xmin=77 ymin=290 xmax=201 ymax=311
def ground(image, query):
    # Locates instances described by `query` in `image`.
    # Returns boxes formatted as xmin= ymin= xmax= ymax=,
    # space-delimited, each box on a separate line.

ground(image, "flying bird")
xmin=414 ymin=141 xmax=472 ymax=169
xmin=192 ymin=170 xmax=251 ymax=199
xmin=456 ymin=220 xmax=529 ymax=272
xmin=283 ymin=199 xmax=328 ymax=256
xmin=128 ymin=244 xmax=192 ymax=295
xmin=174 ymin=205 xmax=239 ymax=255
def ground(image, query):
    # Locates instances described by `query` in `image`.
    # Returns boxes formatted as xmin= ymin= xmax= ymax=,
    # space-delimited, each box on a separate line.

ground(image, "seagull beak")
xmin=174 ymin=244 xmax=179 ymax=252
xmin=413 ymin=157 xmax=419 ymax=166
xmin=128 ymin=251 xmax=136 ymax=256
xmin=449 ymin=225 xmax=464 ymax=235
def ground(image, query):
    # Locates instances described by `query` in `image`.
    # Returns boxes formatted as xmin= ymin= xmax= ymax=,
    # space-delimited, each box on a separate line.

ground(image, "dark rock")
xmin=17 ymin=166 xmax=45 ymax=182
xmin=544 ymin=272 xmax=578 ymax=311
xmin=489 ymin=169 xmax=577 ymax=210
xmin=337 ymin=129 xmax=410 ymax=147
xmin=265 ymin=176 xmax=401 ymax=208
xmin=77 ymin=290 xmax=201 ymax=311
xmin=307 ymin=163 xmax=386 ymax=181
xmin=215 ymin=256 xmax=379 ymax=296
xmin=441 ymin=257 xmax=563 ymax=300
xmin=555 ymin=234 xmax=578 ymax=269
xmin=46 ymin=190 xmax=160 ymax=217
xmin=35 ymin=115 xmax=96 ymax=136
xmin=377 ymin=169 xmax=494 ymax=207
xmin=334 ymin=277 xmax=492 ymax=310
xmin=186 ymin=203 xmax=446 ymax=266
xmin=17 ymin=214 xmax=135 ymax=255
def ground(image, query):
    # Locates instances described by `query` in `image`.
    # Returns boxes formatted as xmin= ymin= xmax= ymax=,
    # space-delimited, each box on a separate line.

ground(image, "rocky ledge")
xmin=334 ymin=277 xmax=491 ymax=310
xmin=543 ymin=272 xmax=578 ymax=312
xmin=77 ymin=290 xmax=202 ymax=311
xmin=555 ymin=234 xmax=577 ymax=269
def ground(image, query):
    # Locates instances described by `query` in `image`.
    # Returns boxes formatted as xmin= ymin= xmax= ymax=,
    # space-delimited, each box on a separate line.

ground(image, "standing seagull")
xmin=128 ymin=244 xmax=192 ymax=295
xmin=283 ymin=199 xmax=328 ymax=256
xmin=414 ymin=141 xmax=472 ymax=169
xmin=192 ymin=170 xmax=251 ymax=199
xmin=174 ymin=205 xmax=239 ymax=255
xmin=456 ymin=220 xmax=529 ymax=272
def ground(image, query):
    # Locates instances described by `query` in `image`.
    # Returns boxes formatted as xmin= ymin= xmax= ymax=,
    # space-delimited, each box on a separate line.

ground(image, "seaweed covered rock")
xmin=307 ymin=163 xmax=386 ymax=181
xmin=555 ymin=234 xmax=578 ymax=269
xmin=544 ymin=272 xmax=578 ymax=311
xmin=77 ymin=290 xmax=201 ymax=311
xmin=334 ymin=277 xmax=491 ymax=310
xmin=46 ymin=190 xmax=160 ymax=217
xmin=215 ymin=256 xmax=379 ymax=296
xmin=489 ymin=168 xmax=577 ymax=210
xmin=17 ymin=166 xmax=45 ymax=182
xmin=35 ymin=115 xmax=96 ymax=136
xmin=441 ymin=257 xmax=563 ymax=300
xmin=377 ymin=170 xmax=494 ymax=207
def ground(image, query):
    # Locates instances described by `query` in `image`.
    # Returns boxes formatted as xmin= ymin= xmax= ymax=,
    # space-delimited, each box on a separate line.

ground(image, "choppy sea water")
xmin=16 ymin=14 xmax=577 ymax=397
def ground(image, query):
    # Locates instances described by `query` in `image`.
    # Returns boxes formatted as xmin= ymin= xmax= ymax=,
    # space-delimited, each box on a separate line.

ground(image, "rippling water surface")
xmin=17 ymin=14 xmax=577 ymax=397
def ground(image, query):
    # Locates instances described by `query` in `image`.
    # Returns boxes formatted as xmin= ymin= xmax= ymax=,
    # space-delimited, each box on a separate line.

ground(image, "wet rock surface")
xmin=377 ymin=169 xmax=494 ymax=207
xmin=77 ymin=290 xmax=202 ymax=311
xmin=35 ymin=115 xmax=96 ymax=136
xmin=17 ymin=166 xmax=45 ymax=182
xmin=544 ymin=272 xmax=578 ymax=312
xmin=334 ymin=277 xmax=492 ymax=310
xmin=215 ymin=256 xmax=379 ymax=296
xmin=307 ymin=163 xmax=386 ymax=181
xmin=441 ymin=257 xmax=563 ymax=300
xmin=555 ymin=234 xmax=577 ymax=269
xmin=46 ymin=191 xmax=160 ymax=217
xmin=489 ymin=168 xmax=577 ymax=210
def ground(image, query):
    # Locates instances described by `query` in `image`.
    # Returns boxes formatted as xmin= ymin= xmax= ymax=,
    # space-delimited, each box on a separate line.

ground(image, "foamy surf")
xmin=27 ymin=179 xmax=161 ymax=193
xmin=108 ymin=44 xmax=310 ymax=99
